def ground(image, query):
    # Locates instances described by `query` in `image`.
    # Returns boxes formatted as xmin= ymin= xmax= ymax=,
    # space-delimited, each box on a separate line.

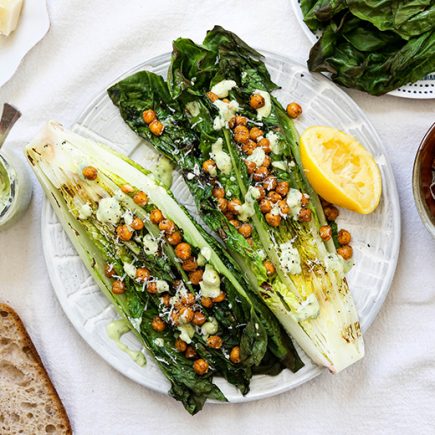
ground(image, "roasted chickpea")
xmin=116 ymin=225 xmax=133 ymax=241
xmin=244 ymin=160 xmax=257 ymax=175
xmin=338 ymin=229 xmax=352 ymax=246
xmin=262 ymin=155 xmax=271 ymax=168
xmin=246 ymin=238 xmax=254 ymax=247
xmin=286 ymin=102 xmax=302 ymax=119
xmin=278 ymin=199 xmax=290 ymax=215
xmin=224 ymin=212 xmax=235 ymax=221
xmin=324 ymin=205 xmax=339 ymax=221
xmin=301 ymin=194 xmax=310 ymax=208
xmin=265 ymin=212 xmax=281 ymax=227
xmin=201 ymin=296 xmax=213 ymax=309
xmin=319 ymin=225 xmax=332 ymax=241
xmin=189 ymin=269 xmax=204 ymax=285
xmin=170 ymin=310 xmax=181 ymax=325
xmin=207 ymin=91 xmax=219 ymax=102
xmin=276 ymin=181 xmax=289 ymax=197
xmin=130 ymin=217 xmax=144 ymax=231
xmin=175 ymin=338 xmax=187 ymax=352
xmin=147 ymin=282 xmax=157 ymax=294
xmin=182 ymin=258 xmax=198 ymax=272
xmin=160 ymin=293 xmax=171 ymax=307
xmin=207 ymin=335 xmax=223 ymax=349
xmin=212 ymin=187 xmax=225 ymax=199
xmin=185 ymin=346 xmax=197 ymax=359
xmin=337 ymin=245 xmax=353 ymax=260
xmin=179 ymin=306 xmax=194 ymax=324
xmin=298 ymin=208 xmax=312 ymax=222
xmin=222 ymin=98 xmax=230 ymax=104
xmin=234 ymin=125 xmax=250 ymax=144
xmin=82 ymin=166 xmax=98 ymax=181
xmin=150 ymin=208 xmax=164 ymax=224
xmin=238 ymin=223 xmax=253 ymax=238
xmin=212 ymin=291 xmax=226 ymax=303
xmin=133 ymin=191 xmax=149 ymax=207
xmin=242 ymin=141 xmax=256 ymax=155
xmin=250 ymin=94 xmax=265 ymax=109
xmin=112 ymin=280 xmax=125 ymax=295
xmin=175 ymin=242 xmax=192 ymax=260
xmin=264 ymin=260 xmax=276 ymax=276
xmin=149 ymin=120 xmax=164 ymax=136
xmin=228 ymin=117 xmax=236 ymax=129
xmin=230 ymin=346 xmax=241 ymax=363
xmin=227 ymin=198 xmax=242 ymax=214
xmin=193 ymin=359 xmax=209 ymax=375
xmin=235 ymin=115 xmax=248 ymax=126
xmin=267 ymin=191 xmax=282 ymax=203
xmin=167 ymin=231 xmax=183 ymax=246
xmin=249 ymin=127 xmax=264 ymax=141
xmin=229 ymin=219 xmax=241 ymax=229
xmin=142 ymin=109 xmax=156 ymax=125
xmin=259 ymin=199 xmax=273 ymax=214
xmin=192 ymin=311 xmax=206 ymax=326
xmin=263 ymin=176 xmax=277 ymax=191
xmin=151 ymin=316 xmax=166 ymax=332
xmin=181 ymin=293 xmax=196 ymax=306
xmin=159 ymin=219 xmax=176 ymax=235
xmin=253 ymin=166 xmax=269 ymax=181
xmin=136 ymin=267 xmax=151 ymax=283
xmin=104 ymin=264 xmax=116 ymax=278
xmin=256 ymin=186 xmax=266 ymax=201
xmin=120 ymin=184 xmax=134 ymax=194
xmin=258 ymin=137 xmax=271 ymax=153
xmin=202 ymin=159 xmax=217 ymax=175
xmin=216 ymin=197 xmax=228 ymax=213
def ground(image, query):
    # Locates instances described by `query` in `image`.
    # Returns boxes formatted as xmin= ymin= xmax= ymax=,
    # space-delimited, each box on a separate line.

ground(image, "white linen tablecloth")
xmin=1 ymin=1 xmax=434 ymax=433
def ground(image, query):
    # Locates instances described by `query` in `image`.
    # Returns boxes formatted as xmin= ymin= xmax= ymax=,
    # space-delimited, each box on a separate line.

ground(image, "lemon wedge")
xmin=300 ymin=126 xmax=382 ymax=214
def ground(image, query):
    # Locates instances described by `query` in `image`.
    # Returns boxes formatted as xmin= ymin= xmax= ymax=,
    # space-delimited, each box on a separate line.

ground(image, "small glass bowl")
xmin=0 ymin=149 xmax=32 ymax=230
xmin=412 ymin=123 xmax=435 ymax=237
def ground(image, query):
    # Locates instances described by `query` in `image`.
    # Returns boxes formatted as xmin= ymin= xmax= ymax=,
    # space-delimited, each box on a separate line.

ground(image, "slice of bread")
xmin=0 ymin=304 xmax=72 ymax=435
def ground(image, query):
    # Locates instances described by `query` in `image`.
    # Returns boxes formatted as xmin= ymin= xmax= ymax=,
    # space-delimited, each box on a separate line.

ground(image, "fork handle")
xmin=0 ymin=103 xmax=21 ymax=148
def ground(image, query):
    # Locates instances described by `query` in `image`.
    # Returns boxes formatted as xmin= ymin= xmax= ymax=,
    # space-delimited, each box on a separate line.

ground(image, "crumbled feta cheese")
xmin=213 ymin=99 xmax=239 ymax=130
xmin=246 ymin=147 xmax=266 ymax=167
xmin=155 ymin=280 xmax=169 ymax=294
xmin=78 ymin=203 xmax=92 ymax=220
xmin=210 ymin=138 xmax=232 ymax=175
xmin=143 ymin=234 xmax=159 ymax=255
xmin=286 ymin=188 xmax=303 ymax=218
xmin=123 ymin=209 xmax=134 ymax=226
xmin=177 ymin=324 xmax=195 ymax=344
xmin=199 ymin=264 xmax=221 ymax=298
xmin=279 ymin=241 xmax=301 ymax=274
xmin=96 ymin=197 xmax=122 ymax=225
xmin=123 ymin=262 xmax=137 ymax=279
xmin=253 ymin=90 xmax=271 ymax=120
xmin=201 ymin=317 xmax=218 ymax=337
xmin=267 ymin=131 xmax=282 ymax=155
xmin=211 ymin=80 xmax=237 ymax=98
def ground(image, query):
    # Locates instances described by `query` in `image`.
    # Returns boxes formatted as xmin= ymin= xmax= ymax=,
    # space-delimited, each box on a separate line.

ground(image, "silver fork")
xmin=0 ymin=103 xmax=21 ymax=149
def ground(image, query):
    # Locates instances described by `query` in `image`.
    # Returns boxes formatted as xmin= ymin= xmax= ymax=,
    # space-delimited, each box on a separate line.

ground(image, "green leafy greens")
xmin=108 ymin=26 xmax=364 ymax=374
xmin=26 ymin=121 xmax=301 ymax=415
xmin=301 ymin=0 xmax=435 ymax=95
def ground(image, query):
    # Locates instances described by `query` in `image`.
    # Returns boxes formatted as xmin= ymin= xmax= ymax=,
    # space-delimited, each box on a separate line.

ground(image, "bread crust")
xmin=0 ymin=303 xmax=72 ymax=434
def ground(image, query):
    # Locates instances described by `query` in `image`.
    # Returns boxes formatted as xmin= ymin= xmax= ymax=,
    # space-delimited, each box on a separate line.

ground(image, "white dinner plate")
xmin=290 ymin=0 xmax=435 ymax=99
xmin=41 ymin=51 xmax=401 ymax=403
xmin=0 ymin=0 xmax=50 ymax=88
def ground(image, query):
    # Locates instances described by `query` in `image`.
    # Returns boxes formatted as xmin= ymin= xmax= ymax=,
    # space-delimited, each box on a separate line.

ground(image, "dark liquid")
xmin=420 ymin=124 xmax=435 ymax=217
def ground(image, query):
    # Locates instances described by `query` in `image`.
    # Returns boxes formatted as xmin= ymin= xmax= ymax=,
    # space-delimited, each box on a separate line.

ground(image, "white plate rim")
xmin=289 ymin=0 xmax=435 ymax=99
xmin=40 ymin=50 xmax=401 ymax=403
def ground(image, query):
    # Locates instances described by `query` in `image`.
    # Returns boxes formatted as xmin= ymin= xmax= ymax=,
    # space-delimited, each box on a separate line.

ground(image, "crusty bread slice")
xmin=0 ymin=304 xmax=72 ymax=435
